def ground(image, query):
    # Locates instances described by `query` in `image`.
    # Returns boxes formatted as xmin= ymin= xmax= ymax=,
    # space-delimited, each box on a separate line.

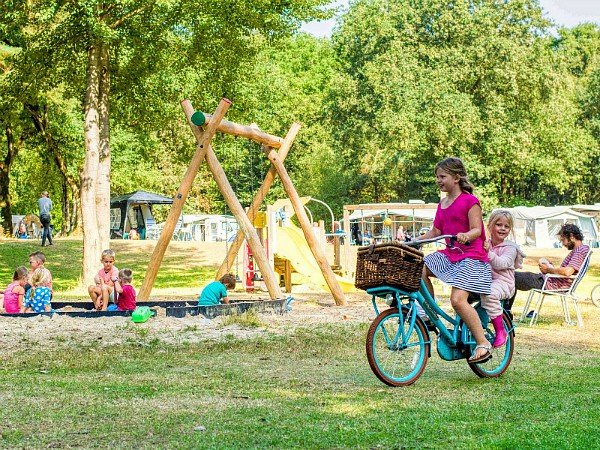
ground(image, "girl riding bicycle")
xmin=481 ymin=210 xmax=525 ymax=347
xmin=416 ymin=157 xmax=493 ymax=363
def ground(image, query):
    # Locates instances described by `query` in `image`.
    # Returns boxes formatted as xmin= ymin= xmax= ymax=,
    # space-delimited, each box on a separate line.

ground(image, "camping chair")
xmin=519 ymin=250 xmax=592 ymax=327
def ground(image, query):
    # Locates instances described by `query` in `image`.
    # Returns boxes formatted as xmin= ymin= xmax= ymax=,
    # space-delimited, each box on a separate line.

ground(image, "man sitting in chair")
xmin=506 ymin=223 xmax=589 ymax=312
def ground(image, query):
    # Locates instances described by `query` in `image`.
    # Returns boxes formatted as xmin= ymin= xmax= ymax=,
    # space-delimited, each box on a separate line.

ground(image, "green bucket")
xmin=131 ymin=306 xmax=153 ymax=323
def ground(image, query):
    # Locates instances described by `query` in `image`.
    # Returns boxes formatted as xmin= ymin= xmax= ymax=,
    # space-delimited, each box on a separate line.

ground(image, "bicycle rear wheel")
xmin=366 ymin=307 xmax=430 ymax=387
xmin=468 ymin=311 xmax=514 ymax=378
xmin=591 ymin=284 xmax=600 ymax=308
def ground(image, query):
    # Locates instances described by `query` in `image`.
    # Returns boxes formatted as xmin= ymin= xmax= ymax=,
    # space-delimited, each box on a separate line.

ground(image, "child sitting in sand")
xmin=107 ymin=268 xmax=137 ymax=311
xmin=24 ymin=267 xmax=53 ymax=313
xmin=88 ymin=249 xmax=119 ymax=311
xmin=1 ymin=266 xmax=28 ymax=313
xmin=25 ymin=251 xmax=53 ymax=299
xmin=198 ymin=274 xmax=236 ymax=306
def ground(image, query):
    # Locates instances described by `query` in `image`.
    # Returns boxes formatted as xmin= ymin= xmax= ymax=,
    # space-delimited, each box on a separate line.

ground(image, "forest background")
xmin=2 ymin=0 xmax=600 ymax=237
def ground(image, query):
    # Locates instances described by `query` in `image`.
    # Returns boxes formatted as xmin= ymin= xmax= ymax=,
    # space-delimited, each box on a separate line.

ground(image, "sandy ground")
xmin=0 ymin=294 xmax=377 ymax=359
xmin=1 ymin=241 xmax=599 ymax=360
xmin=2 ymin=291 xmax=599 ymax=361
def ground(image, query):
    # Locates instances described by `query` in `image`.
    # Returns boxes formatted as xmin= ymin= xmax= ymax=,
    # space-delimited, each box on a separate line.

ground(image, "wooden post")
xmin=138 ymin=98 xmax=231 ymax=300
xmin=181 ymin=101 xmax=283 ymax=300
xmin=262 ymin=147 xmax=347 ymax=306
xmin=216 ymin=123 xmax=301 ymax=279
xmin=333 ymin=235 xmax=341 ymax=268
xmin=343 ymin=208 xmax=351 ymax=277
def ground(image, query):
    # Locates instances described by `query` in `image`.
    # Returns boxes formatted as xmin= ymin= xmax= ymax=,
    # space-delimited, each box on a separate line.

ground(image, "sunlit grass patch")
xmin=219 ymin=310 xmax=265 ymax=328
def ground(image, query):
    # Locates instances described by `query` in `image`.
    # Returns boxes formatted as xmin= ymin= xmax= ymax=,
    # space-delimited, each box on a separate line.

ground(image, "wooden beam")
xmin=182 ymin=100 xmax=283 ymax=300
xmin=201 ymin=112 xmax=284 ymax=148
xmin=138 ymin=98 xmax=231 ymax=300
xmin=262 ymin=147 xmax=347 ymax=306
xmin=216 ymin=123 xmax=301 ymax=280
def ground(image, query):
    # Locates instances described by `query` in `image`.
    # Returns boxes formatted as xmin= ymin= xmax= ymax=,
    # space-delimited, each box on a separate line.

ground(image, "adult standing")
xmin=38 ymin=191 xmax=53 ymax=247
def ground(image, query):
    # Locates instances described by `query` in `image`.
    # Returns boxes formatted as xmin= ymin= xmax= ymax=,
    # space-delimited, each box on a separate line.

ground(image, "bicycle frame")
xmin=368 ymin=283 xmax=474 ymax=358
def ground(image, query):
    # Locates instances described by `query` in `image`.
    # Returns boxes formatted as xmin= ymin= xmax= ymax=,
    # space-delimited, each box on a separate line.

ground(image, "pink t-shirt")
xmin=433 ymin=192 xmax=488 ymax=263
xmin=116 ymin=284 xmax=137 ymax=311
xmin=98 ymin=267 xmax=120 ymax=286
xmin=3 ymin=281 xmax=23 ymax=313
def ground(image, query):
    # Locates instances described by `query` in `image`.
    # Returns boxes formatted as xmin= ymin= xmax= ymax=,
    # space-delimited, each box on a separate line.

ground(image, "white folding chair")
xmin=519 ymin=250 xmax=592 ymax=327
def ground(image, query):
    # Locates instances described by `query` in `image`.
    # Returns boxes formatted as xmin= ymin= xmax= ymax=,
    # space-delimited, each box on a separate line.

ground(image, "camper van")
xmin=182 ymin=214 xmax=239 ymax=242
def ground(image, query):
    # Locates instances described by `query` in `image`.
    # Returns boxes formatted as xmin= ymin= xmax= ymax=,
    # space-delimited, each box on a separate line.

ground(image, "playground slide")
xmin=274 ymin=225 xmax=356 ymax=293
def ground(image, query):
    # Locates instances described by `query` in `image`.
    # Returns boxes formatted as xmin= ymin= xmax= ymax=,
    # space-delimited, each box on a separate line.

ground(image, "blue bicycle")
xmin=364 ymin=235 xmax=515 ymax=387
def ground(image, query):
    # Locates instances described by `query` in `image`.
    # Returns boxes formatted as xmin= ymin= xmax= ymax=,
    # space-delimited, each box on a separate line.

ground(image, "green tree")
xmin=2 ymin=0 xmax=330 ymax=281
xmin=327 ymin=0 xmax=597 ymax=209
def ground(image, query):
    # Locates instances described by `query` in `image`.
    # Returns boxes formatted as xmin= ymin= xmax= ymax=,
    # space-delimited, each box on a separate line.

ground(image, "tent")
xmin=110 ymin=190 xmax=173 ymax=239
xmin=500 ymin=206 xmax=599 ymax=248
xmin=348 ymin=205 xmax=436 ymax=243
xmin=181 ymin=214 xmax=239 ymax=242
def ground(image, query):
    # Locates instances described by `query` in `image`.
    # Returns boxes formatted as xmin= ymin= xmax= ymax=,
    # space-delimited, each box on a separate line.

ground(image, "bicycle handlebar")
xmin=404 ymin=234 xmax=470 ymax=248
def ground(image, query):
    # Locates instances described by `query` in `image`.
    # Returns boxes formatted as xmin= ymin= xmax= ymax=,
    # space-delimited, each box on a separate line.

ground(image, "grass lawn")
xmin=0 ymin=238 xmax=223 ymax=297
xmin=1 ymin=237 xmax=599 ymax=448
xmin=1 ymin=320 xmax=599 ymax=448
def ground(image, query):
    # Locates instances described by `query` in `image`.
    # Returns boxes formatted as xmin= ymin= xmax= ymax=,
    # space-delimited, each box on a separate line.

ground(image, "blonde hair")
xmin=31 ymin=267 xmax=51 ymax=287
xmin=487 ymin=209 xmax=515 ymax=238
xmin=435 ymin=157 xmax=474 ymax=194
xmin=101 ymin=249 xmax=116 ymax=261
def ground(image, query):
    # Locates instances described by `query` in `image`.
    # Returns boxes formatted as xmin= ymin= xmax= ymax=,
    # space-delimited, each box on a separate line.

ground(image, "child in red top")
xmin=108 ymin=268 xmax=137 ymax=311
xmin=417 ymin=157 xmax=493 ymax=363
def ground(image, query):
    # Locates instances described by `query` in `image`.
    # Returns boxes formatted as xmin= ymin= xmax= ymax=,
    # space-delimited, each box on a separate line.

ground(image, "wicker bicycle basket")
xmin=355 ymin=241 xmax=424 ymax=292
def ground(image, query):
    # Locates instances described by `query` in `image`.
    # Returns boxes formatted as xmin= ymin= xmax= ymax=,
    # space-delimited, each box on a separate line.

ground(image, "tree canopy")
xmin=1 ymin=0 xmax=600 ymax=258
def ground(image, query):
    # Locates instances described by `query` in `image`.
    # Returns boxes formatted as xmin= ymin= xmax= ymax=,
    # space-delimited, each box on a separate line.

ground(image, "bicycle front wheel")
xmin=366 ymin=307 xmax=430 ymax=387
xmin=468 ymin=311 xmax=514 ymax=378
xmin=591 ymin=284 xmax=600 ymax=307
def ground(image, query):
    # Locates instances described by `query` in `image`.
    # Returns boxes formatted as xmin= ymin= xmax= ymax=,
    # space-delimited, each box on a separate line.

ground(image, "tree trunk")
xmin=81 ymin=43 xmax=103 ymax=284
xmin=0 ymin=125 xmax=17 ymax=234
xmin=96 ymin=41 xmax=111 ymax=251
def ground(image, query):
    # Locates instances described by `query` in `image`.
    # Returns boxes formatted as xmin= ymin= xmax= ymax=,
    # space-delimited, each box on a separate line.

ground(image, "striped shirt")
xmin=545 ymin=244 xmax=589 ymax=290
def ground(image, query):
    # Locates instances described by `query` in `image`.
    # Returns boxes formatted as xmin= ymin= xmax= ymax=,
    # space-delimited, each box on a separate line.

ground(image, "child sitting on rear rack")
xmin=24 ymin=267 xmax=53 ymax=313
xmin=198 ymin=274 xmax=237 ymax=306
xmin=107 ymin=268 xmax=137 ymax=311
xmin=481 ymin=210 xmax=525 ymax=347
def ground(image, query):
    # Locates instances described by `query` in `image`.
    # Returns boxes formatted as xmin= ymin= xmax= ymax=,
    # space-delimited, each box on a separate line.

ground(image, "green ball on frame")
xmin=191 ymin=111 xmax=206 ymax=126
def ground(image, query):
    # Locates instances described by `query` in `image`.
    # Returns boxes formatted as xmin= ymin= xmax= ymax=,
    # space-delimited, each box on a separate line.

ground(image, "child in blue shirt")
xmin=24 ymin=267 xmax=52 ymax=313
xmin=198 ymin=274 xmax=236 ymax=306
